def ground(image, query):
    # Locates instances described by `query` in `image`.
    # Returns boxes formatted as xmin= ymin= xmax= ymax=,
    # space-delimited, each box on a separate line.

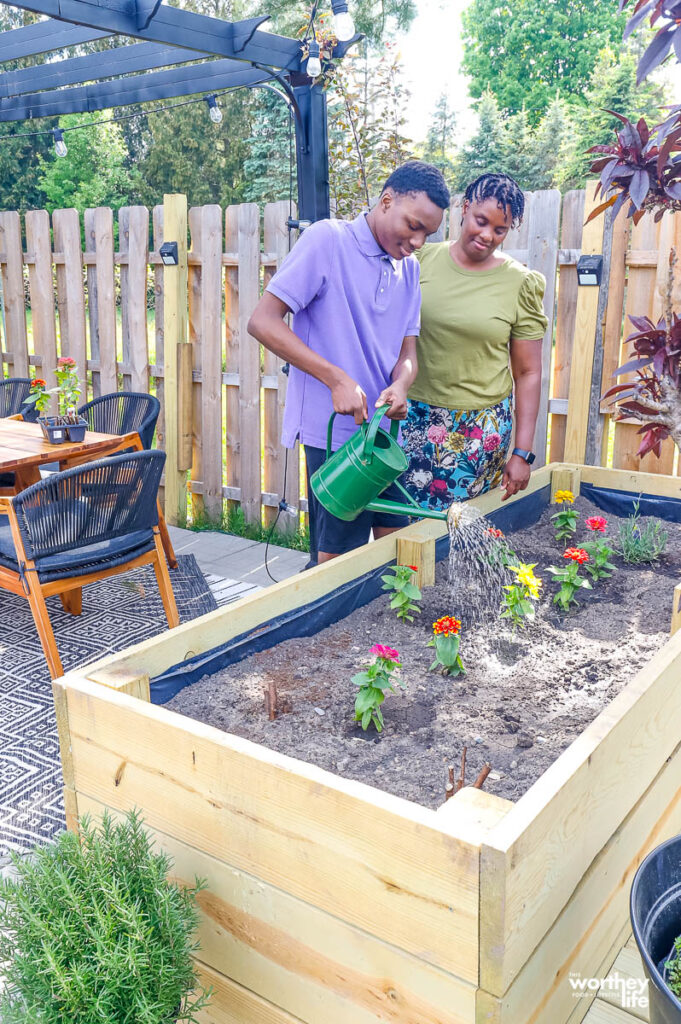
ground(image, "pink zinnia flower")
xmin=427 ymin=424 xmax=448 ymax=445
xmin=585 ymin=516 xmax=607 ymax=532
xmin=57 ymin=356 xmax=76 ymax=367
xmin=483 ymin=432 xmax=502 ymax=452
xmin=370 ymin=644 xmax=399 ymax=661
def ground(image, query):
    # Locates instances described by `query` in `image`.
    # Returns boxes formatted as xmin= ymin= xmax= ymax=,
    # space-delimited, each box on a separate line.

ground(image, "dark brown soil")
xmin=166 ymin=497 xmax=681 ymax=808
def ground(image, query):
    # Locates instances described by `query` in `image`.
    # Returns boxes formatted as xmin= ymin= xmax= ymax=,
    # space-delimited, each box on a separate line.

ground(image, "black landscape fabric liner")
xmin=151 ymin=482 xmax=681 ymax=703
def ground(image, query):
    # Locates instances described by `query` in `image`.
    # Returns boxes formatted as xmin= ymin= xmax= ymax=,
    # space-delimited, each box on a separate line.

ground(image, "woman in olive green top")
xmin=403 ymin=173 xmax=548 ymax=508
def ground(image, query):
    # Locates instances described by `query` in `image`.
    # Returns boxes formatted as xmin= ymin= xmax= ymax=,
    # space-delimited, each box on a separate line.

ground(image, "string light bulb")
xmin=204 ymin=95 xmax=223 ymax=124
xmin=306 ymin=39 xmax=322 ymax=78
xmin=331 ymin=0 xmax=355 ymax=41
xmin=52 ymin=127 xmax=67 ymax=157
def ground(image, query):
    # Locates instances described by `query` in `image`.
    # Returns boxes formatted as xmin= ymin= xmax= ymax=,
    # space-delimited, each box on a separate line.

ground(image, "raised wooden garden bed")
xmin=53 ymin=462 xmax=681 ymax=1024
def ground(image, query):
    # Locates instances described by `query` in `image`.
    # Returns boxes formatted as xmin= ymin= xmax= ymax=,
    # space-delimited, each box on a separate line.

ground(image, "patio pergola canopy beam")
xmin=0 ymin=3 xmax=302 ymax=70
xmin=0 ymin=20 xmax=110 ymax=60
xmin=0 ymin=41 xmax=207 ymax=98
xmin=0 ymin=58 xmax=271 ymax=120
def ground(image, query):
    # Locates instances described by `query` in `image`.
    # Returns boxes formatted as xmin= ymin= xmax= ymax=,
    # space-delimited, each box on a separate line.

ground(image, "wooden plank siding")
xmin=1 ymin=192 xmax=678 ymax=526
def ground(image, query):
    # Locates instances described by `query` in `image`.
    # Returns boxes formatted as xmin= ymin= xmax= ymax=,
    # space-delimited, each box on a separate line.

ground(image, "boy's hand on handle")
xmin=331 ymin=373 xmax=368 ymax=425
xmin=500 ymin=454 xmax=531 ymax=501
xmin=376 ymin=382 xmax=408 ymax=419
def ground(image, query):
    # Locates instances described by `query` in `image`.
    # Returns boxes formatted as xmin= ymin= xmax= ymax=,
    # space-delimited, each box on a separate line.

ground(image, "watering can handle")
xmin=324 ymin=405 xmax=399 ymax=461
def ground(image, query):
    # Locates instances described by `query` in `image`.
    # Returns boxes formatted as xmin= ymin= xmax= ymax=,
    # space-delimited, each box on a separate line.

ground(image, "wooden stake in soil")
xmin=445 ymin=765 xmax=455 ymax=801
xmin=457 ymin=747 xmax=467 ymax=792
xmin=473 ymin=763 xmax=492 ymax=790
xmin=265 ymin=680 xmax=278 ymax=721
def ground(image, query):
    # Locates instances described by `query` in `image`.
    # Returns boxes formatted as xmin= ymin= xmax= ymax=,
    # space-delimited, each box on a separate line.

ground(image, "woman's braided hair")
xmin=464 ymin=173 xmax=525 ymax=228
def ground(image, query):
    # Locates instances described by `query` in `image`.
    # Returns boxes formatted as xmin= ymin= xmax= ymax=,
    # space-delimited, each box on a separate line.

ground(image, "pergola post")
xmin=292 ymin=80 xmax=330 ymax=223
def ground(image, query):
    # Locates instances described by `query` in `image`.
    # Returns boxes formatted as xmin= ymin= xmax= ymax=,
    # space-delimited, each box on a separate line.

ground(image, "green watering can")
xmin=310 ymin=405 xmax=450 ymax=523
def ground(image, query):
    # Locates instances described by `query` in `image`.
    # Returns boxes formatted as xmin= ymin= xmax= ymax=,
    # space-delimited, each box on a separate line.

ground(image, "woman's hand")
xmin=376 ymin=382 xmax=409 ymax=419
xmin=501 ymin=453 xmax=531 ymax=501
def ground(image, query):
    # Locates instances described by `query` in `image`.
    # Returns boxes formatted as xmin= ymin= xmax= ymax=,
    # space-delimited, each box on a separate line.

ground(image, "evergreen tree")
xmin=422 ymin=93 xmax=457 ymax=179
xmin=500 ymin=106 xmax=539 ymax=189
xmin=133 ymin=90 xmax=253 ymax=208
xmin=242 ymin=88 xmax=295 ymax=205
xmin=452 ymin=90 xmax=507 ymax=190
xmin=527 ymin=95 xmax=579 ymax=191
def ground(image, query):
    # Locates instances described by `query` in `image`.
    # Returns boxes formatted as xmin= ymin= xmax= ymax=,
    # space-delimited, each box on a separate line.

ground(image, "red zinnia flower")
xmin=407 ymin=565 xmax=418 ymax=572
xmin=432 ymin=615 xmax=461 ymax=637
xmin=585 ymin=516 xmax=607 ymax=532
xmin=370 ymin=643 xmax=399 ymax=661
xmin=486 ymin=527 xmax=503 ymax=539
xmin=30 ymin=378 xmax=46 ymax=388
xmin=564 ymin=547 xmax=589 ymax=564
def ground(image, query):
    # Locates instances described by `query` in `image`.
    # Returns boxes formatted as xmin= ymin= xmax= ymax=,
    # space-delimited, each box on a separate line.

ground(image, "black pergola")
xmin=0 ymin=1 xmax=356 ymax=221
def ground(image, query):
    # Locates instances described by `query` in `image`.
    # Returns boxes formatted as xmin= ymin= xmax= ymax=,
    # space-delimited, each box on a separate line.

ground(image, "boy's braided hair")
xmin=464 ymin=173 xmax=525 ymax=228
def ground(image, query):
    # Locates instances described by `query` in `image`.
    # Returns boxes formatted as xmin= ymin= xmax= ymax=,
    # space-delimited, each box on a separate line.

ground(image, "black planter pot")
xmin=631 ymin=833 xmax=681 ymax=1023
xmin=38 ymin=416 xmax=67 ymax=444
xmin=66 ymin=417 xmax=88 ymax=442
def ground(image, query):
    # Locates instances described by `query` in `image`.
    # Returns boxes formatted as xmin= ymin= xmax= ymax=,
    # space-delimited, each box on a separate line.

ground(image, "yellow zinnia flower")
xmin=554 ymin=489 xmax=575 ymax=504
xmin=509 ymin=562 xmax=542 ymax=599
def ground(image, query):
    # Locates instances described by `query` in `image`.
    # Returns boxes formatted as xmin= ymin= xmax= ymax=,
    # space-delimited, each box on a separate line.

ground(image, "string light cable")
xmin=0 ymin=82 xmax=243 ymax=149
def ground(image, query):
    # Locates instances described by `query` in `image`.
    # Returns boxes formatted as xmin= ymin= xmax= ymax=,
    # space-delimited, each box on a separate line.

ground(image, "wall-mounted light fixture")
xmin=576 ymin=254 xmax=603 ymax=286
xmin=159 ymin=241 xmax=179 ymax=266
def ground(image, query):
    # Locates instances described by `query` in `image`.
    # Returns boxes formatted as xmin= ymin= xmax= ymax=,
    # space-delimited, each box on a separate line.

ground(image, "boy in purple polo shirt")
xmin=248 ymin=161 xmax=449 ymax=564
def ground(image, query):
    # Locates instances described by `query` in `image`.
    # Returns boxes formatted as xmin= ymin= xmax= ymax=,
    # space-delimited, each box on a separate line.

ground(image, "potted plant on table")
xmin=25 ymin=357 xmax=88 ymax=444
xmin=0 ymin=809 xmax=211 ymax=1023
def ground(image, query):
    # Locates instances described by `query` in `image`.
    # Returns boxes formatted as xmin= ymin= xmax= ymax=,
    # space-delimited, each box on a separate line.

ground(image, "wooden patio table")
xmin=0 ymin=418 xmax=177 ymax=568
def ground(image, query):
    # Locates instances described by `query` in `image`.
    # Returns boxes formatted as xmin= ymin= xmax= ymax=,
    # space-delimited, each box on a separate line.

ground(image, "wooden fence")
xmin=0 ymin=189 xmax=679 ymax=529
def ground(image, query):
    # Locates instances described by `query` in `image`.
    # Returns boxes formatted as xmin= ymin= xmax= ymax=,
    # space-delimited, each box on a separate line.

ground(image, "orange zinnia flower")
xmin=564 ymin=547 xmax=589 ymax=564
xmin=432 ymin=615 xmax=461 ymax=637
xmin=30 ymin=378 xmax=46 ymax=388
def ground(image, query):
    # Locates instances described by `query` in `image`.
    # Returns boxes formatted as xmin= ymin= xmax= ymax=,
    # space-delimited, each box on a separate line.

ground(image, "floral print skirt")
xmin=402 ymin=395 xmax=514 ymax=509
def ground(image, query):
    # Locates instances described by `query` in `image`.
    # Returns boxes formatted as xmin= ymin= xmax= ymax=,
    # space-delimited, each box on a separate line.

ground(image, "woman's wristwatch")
xmin=512 ymin=447 xmax=536 ymax=465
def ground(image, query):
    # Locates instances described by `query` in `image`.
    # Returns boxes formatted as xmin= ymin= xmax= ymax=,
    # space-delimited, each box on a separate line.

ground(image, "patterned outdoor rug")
xmin=0 ymin=555 xmax=216 ymax=865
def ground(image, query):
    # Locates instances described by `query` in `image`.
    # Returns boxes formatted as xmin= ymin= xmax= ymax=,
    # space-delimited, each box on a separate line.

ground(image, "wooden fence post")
xmin=119 ymin=206 xmax=150 ymax=395
xmin=263 ymin=201 xmax=299 ymax=530
xmin=25 ymin=210 xmax=58 ymax=403
xmin=190 ymin=204 xmax=223 ymax=524
xmin=162 ymin=193 xmax=189 ymax=526
xmin=224 ymin=203 xmax=261 ymax=525
xmin=52 ymin=208 xmax=87 ymax=397
xmin=563 ymin=182 xmax=608 ymax=464
xmin=611 ymin=210 xmax=678 ymax=473
xmin=0 ymin=211 xmax=29 ymax=377
xmin=526 ymin=189 xmax=560 ymax=469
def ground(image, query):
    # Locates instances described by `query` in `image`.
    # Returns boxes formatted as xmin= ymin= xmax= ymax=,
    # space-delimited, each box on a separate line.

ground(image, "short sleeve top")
xmin=266 ymin=213 xmax=421 ymax=450
xmin=408 ymin=242 xmax=548 ymax=411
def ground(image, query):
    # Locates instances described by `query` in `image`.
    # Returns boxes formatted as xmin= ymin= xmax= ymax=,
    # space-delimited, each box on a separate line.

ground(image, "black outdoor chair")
xmin=78 ymin=392 xmax=160 ymax=450
xmin=0 ymin=376 xmax=39 ymax=422
xmin=0 ymin=376 xmax=40 ymax=490
xmin=0 ymin=450 xmax=179 ymax=679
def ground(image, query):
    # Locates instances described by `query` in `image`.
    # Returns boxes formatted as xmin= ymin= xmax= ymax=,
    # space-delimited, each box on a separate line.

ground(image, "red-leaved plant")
xmin=587 ymin=1 xmax=681 ymax=224
xmin=602 ymin=301 xmax=681 ymax=456
xmin=591 ymin=2 xmax=681 ymax=461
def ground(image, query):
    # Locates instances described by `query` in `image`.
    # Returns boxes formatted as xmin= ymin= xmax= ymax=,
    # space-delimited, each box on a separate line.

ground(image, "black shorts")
xmin=304 ymin=444 xmax=410 ymax=563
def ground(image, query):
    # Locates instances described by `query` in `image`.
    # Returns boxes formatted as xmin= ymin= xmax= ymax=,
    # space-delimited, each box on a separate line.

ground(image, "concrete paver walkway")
xmin=167 ymin=525 xmax=309 ymax=601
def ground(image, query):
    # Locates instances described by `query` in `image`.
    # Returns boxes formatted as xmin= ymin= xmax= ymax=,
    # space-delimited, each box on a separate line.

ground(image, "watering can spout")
xmin=309 ymin=406 xmax=454 ymax=525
